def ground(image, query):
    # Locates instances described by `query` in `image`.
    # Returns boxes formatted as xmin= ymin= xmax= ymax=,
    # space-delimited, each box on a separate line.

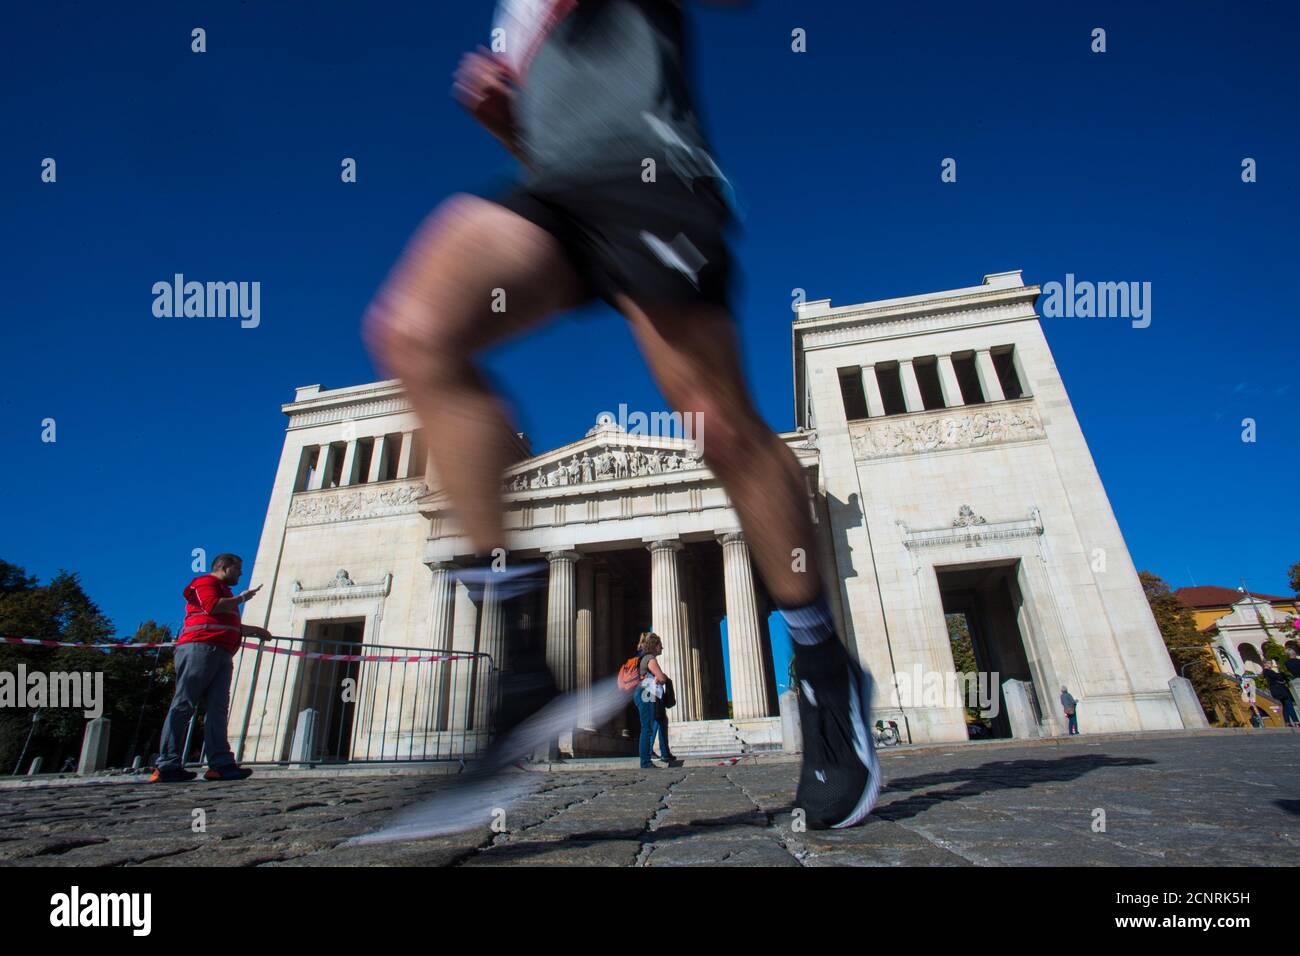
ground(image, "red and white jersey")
xmin=493 ymin=0 xmax=578 ymax=77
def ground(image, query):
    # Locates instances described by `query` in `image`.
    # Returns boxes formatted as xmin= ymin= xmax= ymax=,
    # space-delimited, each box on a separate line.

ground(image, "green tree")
xmin=0 ymin=562 xmax=175 ymax=774
xmin=1140 ymin=570 xmax=1246 ymax=726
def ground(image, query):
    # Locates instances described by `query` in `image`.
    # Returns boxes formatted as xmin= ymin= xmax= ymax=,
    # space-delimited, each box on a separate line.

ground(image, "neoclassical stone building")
xmin=231 ymin=270 xmax=1200 ymax=762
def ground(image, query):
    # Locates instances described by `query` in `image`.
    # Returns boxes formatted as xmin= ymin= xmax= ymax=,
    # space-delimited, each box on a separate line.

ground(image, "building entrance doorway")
xmin=937 ymin=561 xmax=1038 ymax=739
xmin=289 ymin=618 xmax=364 ymax=761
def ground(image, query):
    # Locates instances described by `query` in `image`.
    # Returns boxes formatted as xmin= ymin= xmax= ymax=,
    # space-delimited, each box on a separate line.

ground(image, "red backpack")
xmin=617 ymin=654 xmax=645 ymax=692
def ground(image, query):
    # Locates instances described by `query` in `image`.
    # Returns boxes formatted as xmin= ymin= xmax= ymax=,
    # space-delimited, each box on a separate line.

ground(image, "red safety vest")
xmin=179 ymin=574 xmax=243 ymax=652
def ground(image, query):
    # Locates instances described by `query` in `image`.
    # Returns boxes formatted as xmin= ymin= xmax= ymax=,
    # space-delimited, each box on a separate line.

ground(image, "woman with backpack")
xmin=624 ymin=631 xmax=675 ymax=769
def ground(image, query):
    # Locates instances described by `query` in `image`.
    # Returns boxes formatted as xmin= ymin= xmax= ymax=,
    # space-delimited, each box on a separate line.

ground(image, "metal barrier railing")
xmin=210 ymin=635 xmax=495 ymax=767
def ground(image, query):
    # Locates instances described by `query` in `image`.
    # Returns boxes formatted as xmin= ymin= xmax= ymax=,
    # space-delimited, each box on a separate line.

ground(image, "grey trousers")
xmin=157 ymin=641 xmax=237 ymax=770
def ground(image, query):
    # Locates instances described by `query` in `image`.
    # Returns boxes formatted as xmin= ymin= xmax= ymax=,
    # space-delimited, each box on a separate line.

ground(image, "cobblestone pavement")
xmin=1 ymin=732 xmax=1296 ymax=867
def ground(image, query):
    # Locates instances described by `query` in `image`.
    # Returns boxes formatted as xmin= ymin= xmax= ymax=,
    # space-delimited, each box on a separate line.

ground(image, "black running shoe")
xmin=793 ymin=638 xmax=881 ymax=829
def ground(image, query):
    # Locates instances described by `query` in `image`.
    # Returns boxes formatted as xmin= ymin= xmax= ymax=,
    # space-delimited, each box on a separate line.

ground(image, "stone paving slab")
xmin=0 ymin=731 xmax=1296 ymax=867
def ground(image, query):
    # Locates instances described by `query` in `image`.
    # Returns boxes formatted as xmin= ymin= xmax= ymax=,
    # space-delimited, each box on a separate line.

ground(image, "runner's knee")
xmin=686 ymin=394 xmax=766 ymax=476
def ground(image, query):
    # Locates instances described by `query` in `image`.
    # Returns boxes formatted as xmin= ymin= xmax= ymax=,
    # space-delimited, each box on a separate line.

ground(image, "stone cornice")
xmin=900 ymin=507 xmax=1044 ymax=550
xmin=799 ymin=300 xmax=1038 ymax=351
xmin=283 ymin=381 xmax=411 ymax=430
xmin=794 ymin=285 xmax=1040 ymax=339
xmin=290 ymin=569 xmax=393 ymax=604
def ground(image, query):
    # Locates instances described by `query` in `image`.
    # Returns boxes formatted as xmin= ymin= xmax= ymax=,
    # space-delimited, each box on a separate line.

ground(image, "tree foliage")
xmin=1140 ymin=570 xmax=1248 ymax=727
xmin=0 ymin=561 xmax=174 ymax=774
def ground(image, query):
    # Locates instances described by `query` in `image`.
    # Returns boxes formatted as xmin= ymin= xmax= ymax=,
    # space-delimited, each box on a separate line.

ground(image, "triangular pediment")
xmin=505 ymin=423 xmax=707 ymax=489
xmin=417 ymin=421 xmax=819 ymax=514
xmin=417 ymin=423 xmax=710 ymax=513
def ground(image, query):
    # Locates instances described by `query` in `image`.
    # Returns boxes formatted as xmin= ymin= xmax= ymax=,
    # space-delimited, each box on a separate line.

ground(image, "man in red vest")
xmin=150 ymin=553 xmax=270 ymax=782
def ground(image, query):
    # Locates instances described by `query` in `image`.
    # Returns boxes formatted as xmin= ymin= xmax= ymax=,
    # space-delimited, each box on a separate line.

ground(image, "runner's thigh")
xmin=367 ymin=193 xmax=586 ymax=358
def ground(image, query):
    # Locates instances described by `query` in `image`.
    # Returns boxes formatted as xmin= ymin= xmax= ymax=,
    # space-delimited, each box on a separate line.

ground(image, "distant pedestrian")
xmin=151 ymin=553 xmax=270 ymax=782
xmin=1060 ymin=686 xmax=1079 ymax=735
xmin=1262 ymin=661 xmax=1298 ymax=727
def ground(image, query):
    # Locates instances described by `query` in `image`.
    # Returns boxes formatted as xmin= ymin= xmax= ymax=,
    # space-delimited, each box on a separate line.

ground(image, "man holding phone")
xmin=150 ymin=553 xmax=269 ymax=782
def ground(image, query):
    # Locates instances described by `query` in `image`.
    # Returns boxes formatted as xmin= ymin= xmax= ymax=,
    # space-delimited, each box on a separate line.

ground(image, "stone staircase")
xmin=667 ymin=719 xmax=751 ymax=756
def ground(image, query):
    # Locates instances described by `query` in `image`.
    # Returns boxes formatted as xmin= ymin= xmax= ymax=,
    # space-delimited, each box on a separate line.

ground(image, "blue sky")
xmin=2 ymin=0 xmax=1296 ymax=687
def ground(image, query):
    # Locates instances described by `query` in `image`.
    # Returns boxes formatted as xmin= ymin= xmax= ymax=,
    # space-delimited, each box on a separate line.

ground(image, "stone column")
xmin=575 ymin=558 xmax=595 ymax=729
xmin=425 ymin=561 xmax=457 ymax=732
xmin=338 ymin=440 xmax=359 ymax=487
xmin=474 ymin=576 xmax=506 ymax=732
xmin=367 ymin=434 xmax=389 ymax=483
xmin=898 ymin=358 xmax=925 ymax=413
xmin=937 ymin=354 xmax=965 ymax=408
xmin=720 ymin=532 xmax=772 ymax=720
xmin=544 ymin=549 xmax=579 ymax=692
xmin=307 ymin=444 xmax=329 ymax=490
xmin=648 ymin=539 xmax=699 ymax=720
xmin=975 ymin=348 xmax=1006 ymax=402
xmin=396 ymin=431 xmax=415 ymax=479
xmin=1009 ymin=346 xmax=1032 ymax=398
xmin=859 ymin=365 xmax=886 ymax=418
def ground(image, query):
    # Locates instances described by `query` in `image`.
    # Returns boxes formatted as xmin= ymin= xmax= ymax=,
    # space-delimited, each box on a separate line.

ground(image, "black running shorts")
xmin=490 ymin=173 xmax=734 ymax=313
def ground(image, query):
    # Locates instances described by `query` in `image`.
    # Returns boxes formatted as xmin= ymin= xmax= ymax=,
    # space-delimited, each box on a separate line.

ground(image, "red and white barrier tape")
xmin=1 ymin=636 xmax=480 ymax=665
xmin=2 ymin=636 xmax=174 ymax=649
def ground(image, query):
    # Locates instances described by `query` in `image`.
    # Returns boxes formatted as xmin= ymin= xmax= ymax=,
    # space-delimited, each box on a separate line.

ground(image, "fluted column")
xmin=473 ymin=576 xmax=506 ymax=733
xmin=719 ymin=533 xmax=772 ymax=720
xmin=425 ymin=561 xmax=457 ymax=732
xmin=595 ymin=568 xmax=611 ymax=675
xmin=936 ymin=354 xmax=965 ymax=408
xmin=575 ymin=558 xmax=595 ymax=729
xmin=974 ymin=348 xmax=1006 ymax=402
xmin=647 ymin=539 xmax=700 ymax=721
xmin=544 ymin=549 xmax=579 ymax=692
xmin=860 ymin=365 xmax=886 ymax=418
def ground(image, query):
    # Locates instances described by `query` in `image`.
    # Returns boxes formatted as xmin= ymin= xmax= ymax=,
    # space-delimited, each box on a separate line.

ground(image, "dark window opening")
xmin=354 ymin=437 xmax=375 ymax=484
xmin=952 ymin=352 xmax=985 ymax=405
xmin=913 ymin=357 xmax=946 ymax=410
xmin=294 ymin=445 xmax=319 ymax=492
xmin=992 ymin=347 xmax=1024 ymax=400
xmin=875 ymin=363 xmax=907 ymax=416
xmin=326 ymin=442 xmax=347 ymax=488
xmin=837 ymin=366 xmax=869 ymax=420
xmin=377 ymin=433 xmax=402 ymax=482
xmin=408 ymin=431 xmax=427 ymax=478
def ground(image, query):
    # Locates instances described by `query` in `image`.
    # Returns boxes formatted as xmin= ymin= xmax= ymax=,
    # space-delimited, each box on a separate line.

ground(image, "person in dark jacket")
xmin=1060 ymin=686 xmax=1079 ymax=735
xmin=1283 ymin=642 xmax=1300 ymax=682
xmin=1262 ymin=661 xmax=1298 ymax=727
